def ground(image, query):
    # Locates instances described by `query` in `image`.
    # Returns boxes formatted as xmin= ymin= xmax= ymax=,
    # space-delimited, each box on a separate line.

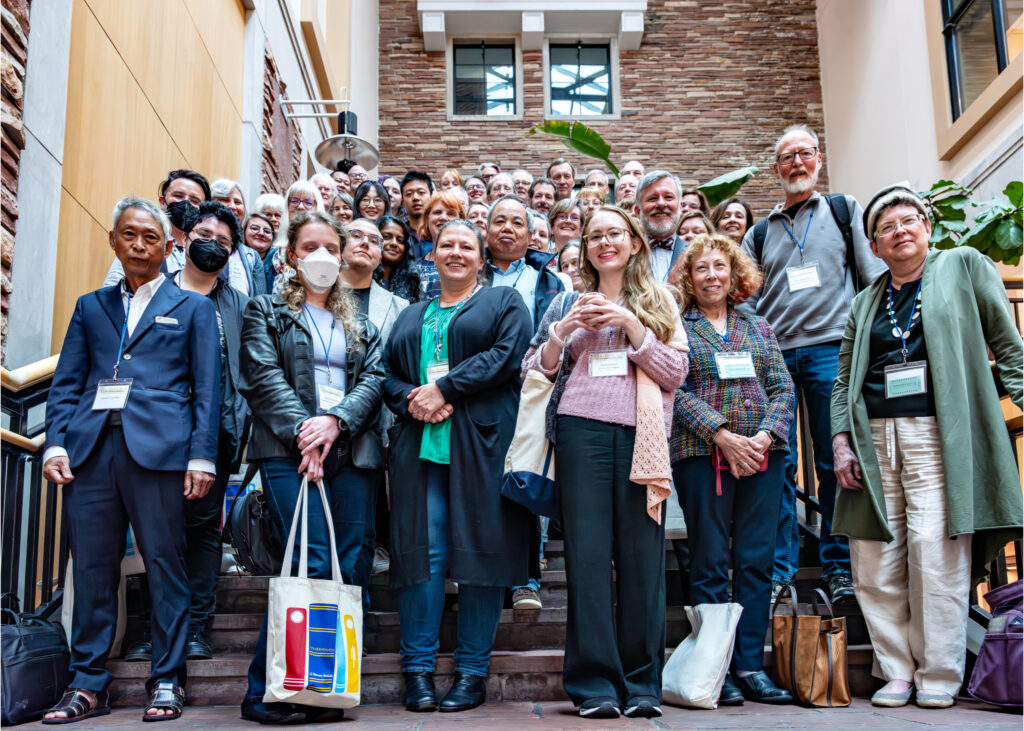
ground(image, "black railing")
xmin=1 ymin=357 xmax=66 ymax=614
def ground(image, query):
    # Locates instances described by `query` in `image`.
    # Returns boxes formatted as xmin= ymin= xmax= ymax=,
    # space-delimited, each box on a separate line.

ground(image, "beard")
xmin=781 ymin=166 xmax=820 ymax=196
xmin=643 ymin=211 xmax=681 ymax=241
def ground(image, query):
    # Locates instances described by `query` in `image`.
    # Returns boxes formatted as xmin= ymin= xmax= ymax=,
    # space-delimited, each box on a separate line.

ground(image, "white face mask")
xmin=296 ymin=247 xmax=341 ymax=293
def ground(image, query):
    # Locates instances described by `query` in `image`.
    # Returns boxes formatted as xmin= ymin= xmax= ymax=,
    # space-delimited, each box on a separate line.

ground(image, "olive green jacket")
xmin=831 ymin=247 xmax=1022 ymax=576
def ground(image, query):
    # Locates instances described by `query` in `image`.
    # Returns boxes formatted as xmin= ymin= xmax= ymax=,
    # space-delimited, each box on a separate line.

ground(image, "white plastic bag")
xmin=662 ymin=602 xmax=743 ymax=709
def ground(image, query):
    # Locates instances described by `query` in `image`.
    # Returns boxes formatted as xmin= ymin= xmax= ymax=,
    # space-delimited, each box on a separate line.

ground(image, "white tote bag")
xmin=264 ymin=477 xmax=362 ymax=709
xmin=662 ymin=603 xmax=743 ymax=709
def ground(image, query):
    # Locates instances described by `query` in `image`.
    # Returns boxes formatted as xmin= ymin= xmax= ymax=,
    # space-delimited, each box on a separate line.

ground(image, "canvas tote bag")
xmin=662 ymin=603 xmax=743 ymax=709
xmin=264 ymin=477 xmax=362 ymax=709
xmin=771 ymin=586 xmax=850 ymax=707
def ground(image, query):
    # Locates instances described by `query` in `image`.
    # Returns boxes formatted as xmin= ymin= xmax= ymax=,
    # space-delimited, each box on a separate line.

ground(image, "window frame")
xmin=542 ymin=36 xmax=621 ymax=121
xmin=445 ymin=36 xmax=524 ymax=122
xmin=942 ymin=0 xmax=1015 ymax=120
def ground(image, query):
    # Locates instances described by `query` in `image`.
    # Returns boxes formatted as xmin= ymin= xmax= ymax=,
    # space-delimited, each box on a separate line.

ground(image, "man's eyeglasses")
xmin=554 ymin=213 xmax=581 ymax=224
xmin=192 ymin=229 xmax=233 ymax=250
xmin=583 ymin=228 xmax=627 ymax=246
xmin=288 ymin=197 xmax=316 ymax=209
xmin=349 ymin=230 xmax=383 ymax=247
xmin=350 ymin=174 xmax=368 ymax=185
xmin=776 ymin=147 xmax=818 ymax=167
xmin=466 ymin=183 xmax=485 ymax=192
xmin=875 ymin=214 xmax=925 ymax=239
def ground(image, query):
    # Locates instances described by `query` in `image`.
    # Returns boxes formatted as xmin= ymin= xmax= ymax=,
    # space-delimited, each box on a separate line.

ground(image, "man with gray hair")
xmin=739 ymin=123 xmax=886 ymax=606
xmin=309 ymin=173 xmax=337 ymax=206
xmin=633 ymin=170 xmax=687 ymax=283
xmin=512 ymin=169 xmax=534 ymax=201
xmin=478 ymin=161 xmax=501 ymax=183
xmin=585 ymin=169 xmax=610 ymax=200
xmin=487 ymin=172 xmax=515 ymax=203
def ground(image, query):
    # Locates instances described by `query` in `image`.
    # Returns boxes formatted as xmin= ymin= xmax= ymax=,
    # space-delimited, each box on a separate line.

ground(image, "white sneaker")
xmin=512 ymin=587 xmax=542 ymax=610
xmin=371 ymin=547 xmax=390 ymax=575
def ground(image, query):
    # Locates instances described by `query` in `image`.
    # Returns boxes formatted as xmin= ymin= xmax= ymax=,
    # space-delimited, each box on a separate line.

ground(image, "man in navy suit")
xmin=634 ymin=171 xmax=687 ymax=283
xmin=41 ymin=196 xmax=220 ymax=723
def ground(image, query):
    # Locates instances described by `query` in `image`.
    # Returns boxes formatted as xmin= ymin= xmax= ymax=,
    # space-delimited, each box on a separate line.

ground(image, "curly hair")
xmin=668 ymin=233 xmax=762 ymax=309
xmin=282 ymin=211 xmax=361 ymax=347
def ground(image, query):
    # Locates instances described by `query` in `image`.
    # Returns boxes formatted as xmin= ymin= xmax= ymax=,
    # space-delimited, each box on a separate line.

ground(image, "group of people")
xmin=38 ymin=122 xmax=1021 ymax=724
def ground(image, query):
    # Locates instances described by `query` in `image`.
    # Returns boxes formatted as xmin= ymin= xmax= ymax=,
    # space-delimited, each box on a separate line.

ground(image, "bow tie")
xmin=650 ymin=237 xmax=674 ymax=250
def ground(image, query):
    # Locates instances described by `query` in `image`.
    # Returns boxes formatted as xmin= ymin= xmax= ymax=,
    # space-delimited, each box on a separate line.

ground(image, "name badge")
xmin=426 ymin=359 xmax=449 ymax=385
xmin=154 ymin=316 xmax=179 ymax=325
xmin=786 ymin=262 xmax=821 ymax=292
xmin=317 ymin=383 xmax=345 ymax=411
xmin=714 ymin=351 xmax=756 ymax=379
xmin=884 ymin=361 xmax=928 ymax=399
xmin=92 ymin=378 xmax=132 ymax=410
xmin=588 ymin=349 xmax=629 ymax=378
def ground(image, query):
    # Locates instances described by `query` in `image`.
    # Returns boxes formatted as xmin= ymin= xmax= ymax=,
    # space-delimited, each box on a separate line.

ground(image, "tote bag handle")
xmin=279 ymin=476 xmax=342 ymax=582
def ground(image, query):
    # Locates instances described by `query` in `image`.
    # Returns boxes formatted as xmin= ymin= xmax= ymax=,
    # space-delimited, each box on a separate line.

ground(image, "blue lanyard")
xmin=113 ymin=295 xmax=131 ymax=379
xmin=887 ymin=276 xmax=923 ymax=364
xmin=304 ymin=305 xmax=337 ymax=383
xmin=432 ymin=286 xmax=477 ymax=359
xmin=780 ymin=208 xmax=815 ymax=263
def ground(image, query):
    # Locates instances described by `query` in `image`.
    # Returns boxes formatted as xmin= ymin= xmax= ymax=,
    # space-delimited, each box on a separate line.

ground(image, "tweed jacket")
xmin=670 ymin=307 xmax=795 ymax=461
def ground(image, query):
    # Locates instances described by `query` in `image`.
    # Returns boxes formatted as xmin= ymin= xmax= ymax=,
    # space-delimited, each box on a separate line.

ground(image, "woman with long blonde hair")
xmin=522 ymin=204 xmax=687 ymax=719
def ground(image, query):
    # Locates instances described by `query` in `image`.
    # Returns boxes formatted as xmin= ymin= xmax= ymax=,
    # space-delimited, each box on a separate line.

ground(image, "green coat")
xmin=830 ymin=247 xmax=1022 ymax=578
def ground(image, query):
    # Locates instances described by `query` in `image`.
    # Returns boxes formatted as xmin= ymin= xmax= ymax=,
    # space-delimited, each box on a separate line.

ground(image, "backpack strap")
xmin=825 ymin=192 xmax=859 ymax=291
xmin=752 ymin=217 xmax=770 ymax=264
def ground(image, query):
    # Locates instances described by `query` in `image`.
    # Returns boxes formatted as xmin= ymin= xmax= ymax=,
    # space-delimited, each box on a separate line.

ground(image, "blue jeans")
xmin=774 ymin=342 xmax=851 ymax=583
xmin=245 ymin=459 xmax=375 ymax=703
xmin=397 ymin=463 xmax=504 ymax=677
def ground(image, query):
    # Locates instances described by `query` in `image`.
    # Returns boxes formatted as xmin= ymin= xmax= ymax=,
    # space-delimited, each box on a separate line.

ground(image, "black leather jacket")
xmin=239 ymin=295 xmax=385 ymax=469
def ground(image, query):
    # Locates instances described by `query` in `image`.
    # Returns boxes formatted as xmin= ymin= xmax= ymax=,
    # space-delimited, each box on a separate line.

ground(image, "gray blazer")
xmin=368 ymin=281 xmax=408 ymax=344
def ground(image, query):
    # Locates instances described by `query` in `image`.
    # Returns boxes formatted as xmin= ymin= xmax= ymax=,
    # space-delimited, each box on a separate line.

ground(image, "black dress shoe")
xmin=295 ymin=705 xmax=345 ymax=723
xmin=186 ymin=626 xmax=213 ymax=660
xmin=403 ymin=671 xmax=438 ymax=712
xmin=123 ymin=638 xmax=153 ymax=662
xmin=239 ymin=699 xmax=306 ymax=724
xmin=734 ymin=670 xmax=793 ymax=704
xmin=439 ymin=673 xmax=487 ymax=712
xmin=719 ymin=673 xmax=745 ymax=706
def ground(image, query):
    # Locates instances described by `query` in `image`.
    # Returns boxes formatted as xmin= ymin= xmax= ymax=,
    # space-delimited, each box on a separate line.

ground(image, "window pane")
xmin=549 ymin=44 xmax=612 ymax=116
xmin=453 ymin=43 xmax=516 ymax=116
xmin=953 ymin=0 xmax=999 ymax=110
xmin=454 ymin=47 xmax=482 ymax=65
xmin=1006 ymin=0 xmax=1023 ymax=62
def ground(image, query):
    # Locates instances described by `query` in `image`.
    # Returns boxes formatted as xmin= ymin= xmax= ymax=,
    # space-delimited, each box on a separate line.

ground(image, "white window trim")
xmin=542 ymin=36 xmax=621 ymax=121
xmin=446 ymin=36 xmax=524 ymax=122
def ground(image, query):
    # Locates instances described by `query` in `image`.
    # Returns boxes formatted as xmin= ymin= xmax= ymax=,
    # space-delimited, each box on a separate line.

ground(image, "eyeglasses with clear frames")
xmin=775 ymin=146 xmax=818 ymax=167
xmin=583 ymin=228 xmax=628 ymax=246
xmin=349 ymin=229 xmax=383 ymax=247
xmin=288 ymin=197 xmax=316 ymax=208
xmin=875 ymin=214 xmax=924 ymax=239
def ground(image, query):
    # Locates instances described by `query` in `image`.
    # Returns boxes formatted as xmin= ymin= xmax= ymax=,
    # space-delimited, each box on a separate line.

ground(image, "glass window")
xmin=548 ymin=43 xmax=612 ymax=116
xmin=943 ymin=0 xmax=1023 ymax=119
xmin=452 ymin=43 xmax=516 ymax=116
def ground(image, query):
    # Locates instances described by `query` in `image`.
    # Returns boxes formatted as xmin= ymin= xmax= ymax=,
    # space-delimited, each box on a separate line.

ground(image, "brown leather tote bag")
xmin=771 ymin=586 xmax=850 ymax=707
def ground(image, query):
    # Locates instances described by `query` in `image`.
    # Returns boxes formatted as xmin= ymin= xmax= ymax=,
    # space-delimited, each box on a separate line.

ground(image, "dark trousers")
xmin=354 ymin=470 xmax=383 ymax=604
xmin=245 ymin=458 xmax=376 ymax=702
xmin=64 ymin=426 xmax=189 ymax=692
xmin=674 ymin=452 xmax=785 ymax=671
xmin=183 ymin=443 xmax=233 ymax=630
xmin=556 ymin=416 xmax=666 ymax=706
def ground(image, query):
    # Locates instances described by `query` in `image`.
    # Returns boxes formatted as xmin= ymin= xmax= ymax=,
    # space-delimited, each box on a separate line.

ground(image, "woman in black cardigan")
xmin=383 ymin=220 xmax=533 ymax=714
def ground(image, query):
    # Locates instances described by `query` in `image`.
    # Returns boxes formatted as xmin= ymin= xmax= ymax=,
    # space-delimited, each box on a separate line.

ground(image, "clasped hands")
xmin=713 ymin=428 xmax=772 ymax=479
xmin=554 ymin=292 xmax=645 ymax=344
xmin=406 ymin=383 xmax=453 ymax=424
xmin=297 ymin=415 xmax=342 ymax=482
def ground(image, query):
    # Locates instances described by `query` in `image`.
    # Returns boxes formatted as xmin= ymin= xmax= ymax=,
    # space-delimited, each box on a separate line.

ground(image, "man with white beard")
xmin=739 ymin=124 xmax=885 ymax=607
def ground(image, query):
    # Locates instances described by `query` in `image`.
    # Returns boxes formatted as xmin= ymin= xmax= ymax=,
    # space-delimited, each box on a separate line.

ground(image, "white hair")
xmin=774 ymin=124 xmax=819 ymax=156
xmin=112 ymin=196 xmax=172 ymax=242
xmin=253 ymin=193 xmax=285 ymax=215
xmin=309 ymin=172 xmax=335 ymax=189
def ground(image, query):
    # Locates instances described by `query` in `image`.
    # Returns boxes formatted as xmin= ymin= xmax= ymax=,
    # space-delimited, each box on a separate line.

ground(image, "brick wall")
xmin=1 ymin=0 xmax=29 ymax=363
xmin=262 ymin=42 xmax=302 ymax=196
xmin=378 ymin=0 xmax=828 ymax=217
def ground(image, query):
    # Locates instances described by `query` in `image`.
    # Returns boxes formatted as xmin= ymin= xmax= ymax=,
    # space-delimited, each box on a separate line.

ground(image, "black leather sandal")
xmin=41 ymin=688 xmax=110 ymax=725
xmin=142 ymin=682 xmax=185 ymax=722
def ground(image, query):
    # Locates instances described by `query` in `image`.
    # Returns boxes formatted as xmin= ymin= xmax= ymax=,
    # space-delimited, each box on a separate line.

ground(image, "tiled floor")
xmin=15 ymin=698 xmax=1021 ymax=730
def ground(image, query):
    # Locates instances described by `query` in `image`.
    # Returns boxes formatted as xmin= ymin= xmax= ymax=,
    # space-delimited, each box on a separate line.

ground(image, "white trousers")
xmin=850 ymin=416 xmax=971 ymax=696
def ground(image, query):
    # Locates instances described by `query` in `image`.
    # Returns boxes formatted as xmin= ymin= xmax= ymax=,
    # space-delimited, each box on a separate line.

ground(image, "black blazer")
xmin=239 ymin=294 xmax=385 ymax=469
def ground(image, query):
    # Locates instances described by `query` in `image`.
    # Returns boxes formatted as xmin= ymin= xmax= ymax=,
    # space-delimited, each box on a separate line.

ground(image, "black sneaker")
xmin=826 ymin=571 xmax=856 ymax=603
xmin=623 ymin=696 xmax=662 ymax=718
xmin=578 ymin=698 xmax=619 ymax=719
xmin=186 ymin=625 xmax=213 ymax=660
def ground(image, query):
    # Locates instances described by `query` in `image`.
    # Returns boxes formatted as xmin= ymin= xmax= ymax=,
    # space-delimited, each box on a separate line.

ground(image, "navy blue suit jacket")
xmin=46 ymin=281 xmax=221 ymax=471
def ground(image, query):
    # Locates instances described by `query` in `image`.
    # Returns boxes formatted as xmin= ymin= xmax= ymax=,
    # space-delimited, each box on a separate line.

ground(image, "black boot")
xmin=403 ymin=672 xmax=438 ymax=712
xmin=718 ymin=673 xmax=745 ymax=706
xmin=439 ymin=673 xmax=486 ymax=712
xmin=734 ymin=670 xmax=793 ymax=704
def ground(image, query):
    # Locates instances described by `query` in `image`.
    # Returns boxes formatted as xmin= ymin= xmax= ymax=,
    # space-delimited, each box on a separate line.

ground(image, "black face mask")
xmin=188 ymin=238 xmax=230 ymax=273
xmin=166 ymin=200 xmax=200 ymax=232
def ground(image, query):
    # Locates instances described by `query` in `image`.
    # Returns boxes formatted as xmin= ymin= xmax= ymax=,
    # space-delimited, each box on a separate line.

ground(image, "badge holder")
xmin=93 ymin=378 xmax=133 ymax=410
xmin=884 ymin=361 xmax=928 ymax=399
xmin=426 ymin=359 xmax=449 ymax=385
xmin=588 ymin=348 xmax=629 ymax=378
xmin=786 ymin=262 xmax=821 ymax=292
xmin=318 ymin=384 xmax=345 ymax=411
xmin=714 ymin=351 xmax=756 ymax=380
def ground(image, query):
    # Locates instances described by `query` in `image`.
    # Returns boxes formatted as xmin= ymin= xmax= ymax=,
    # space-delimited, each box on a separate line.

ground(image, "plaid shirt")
xmin=670 ymin=307 xmax=795 ymax=461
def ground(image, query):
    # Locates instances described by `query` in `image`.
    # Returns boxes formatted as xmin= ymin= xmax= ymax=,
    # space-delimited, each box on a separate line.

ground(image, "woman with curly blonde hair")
xmin=523 ymin=204 xmax=688 ymax=719
xmin=238 ymin=211 xmax=385 ymax=724
xmin=667 ymin=233 xmax=796 ymax=706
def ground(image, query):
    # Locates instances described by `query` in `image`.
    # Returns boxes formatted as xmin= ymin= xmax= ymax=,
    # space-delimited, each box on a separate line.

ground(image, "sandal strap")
xmin=48 ymin=688 xmax=105 ymax=718
xmin=146 ymin=682 xmax=184 ymax=713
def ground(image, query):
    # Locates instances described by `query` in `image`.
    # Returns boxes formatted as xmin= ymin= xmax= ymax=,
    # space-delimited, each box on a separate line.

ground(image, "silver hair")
xmin=512 ymin=168 xmax=534 ymax=181
xmin=487 ymin=195 xmax=533 ymax=233
xmin=253 ymin=193 xmax=285 ymax=215
xmin=478 ymin=161 xmax=501 ymax=175
xmin=112 ymin=196 xmax=171 ymax=241
xmin=309 ymin=172 xmax=335 ymax=188
xmin=209 ymin=178 xmax=246 ymax=210
xmin=635 ymin=170 xmax=682 ymax=202
xmin=774 ymin=124 xmax=820 ymax=156
xmin=527 ymin=208 xmax=549 ymax=232
xmin=585 ymin=169 xmax=608 ymax=183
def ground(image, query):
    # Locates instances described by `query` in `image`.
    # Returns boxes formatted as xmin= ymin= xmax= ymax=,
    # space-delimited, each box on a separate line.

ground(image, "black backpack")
xmin=750 ymin=193 xmax=861 ymax=291
xmin=1 ymin=594 xmax=73 ymax=726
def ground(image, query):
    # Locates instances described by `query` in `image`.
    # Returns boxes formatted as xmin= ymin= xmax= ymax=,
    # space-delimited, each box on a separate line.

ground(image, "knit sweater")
xmin=522 ymin=291 xmax=688 ymax=434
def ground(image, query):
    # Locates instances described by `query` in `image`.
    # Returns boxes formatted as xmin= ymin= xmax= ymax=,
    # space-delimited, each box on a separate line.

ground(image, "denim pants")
xmin=245 ymin=458 xmax=376 ymax=702
xmin=397 ymin=463 xmax=504 ymax=677
xmin=774 ymin=342 xmax=851 ymax=583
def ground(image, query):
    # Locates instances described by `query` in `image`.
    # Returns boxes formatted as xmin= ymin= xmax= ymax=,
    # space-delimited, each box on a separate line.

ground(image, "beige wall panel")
xmin=324 ymin=0 xmax=352 ymax=99
xmin=183 ymin=0 xmax=246 ymax=116
xmin=50 ymin=192 xmax=116 ymax=351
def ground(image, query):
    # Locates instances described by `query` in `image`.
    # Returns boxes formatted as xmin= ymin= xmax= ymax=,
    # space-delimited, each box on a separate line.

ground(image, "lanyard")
xmin=432 ymin=286 xmax=478 ymax=359
xmin=496 ymin=262 xmax=528 ymax=290
xmin=113 ymin=291 xmax=133 ymax=379
xmin=304 ymin=305 xmax=337 ymax=383
xmin=780 ymin=208 xmax=815 ymax=264
xmin=887 ymin=276 xmax=923 ymax=364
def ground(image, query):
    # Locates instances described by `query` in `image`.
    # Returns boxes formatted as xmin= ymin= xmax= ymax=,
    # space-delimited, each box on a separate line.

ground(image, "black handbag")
xmin=1 ymin=594 xmax=72 ymax=726
xmin=225 ymin=484 xmax=284 ymax=576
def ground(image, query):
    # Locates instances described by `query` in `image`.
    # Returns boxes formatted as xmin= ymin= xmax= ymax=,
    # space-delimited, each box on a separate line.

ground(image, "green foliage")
xmin=919 ymin=180 xmax=1024 ymax=267
xmin=525 ymin=120 xmax=619 ymax=176
xmin=697 ymin=167 xmax=759 ymax=208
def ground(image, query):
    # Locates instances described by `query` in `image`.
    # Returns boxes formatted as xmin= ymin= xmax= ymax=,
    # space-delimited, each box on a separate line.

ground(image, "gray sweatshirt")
xmin=739 ymin=191 xmax=887 ymax=350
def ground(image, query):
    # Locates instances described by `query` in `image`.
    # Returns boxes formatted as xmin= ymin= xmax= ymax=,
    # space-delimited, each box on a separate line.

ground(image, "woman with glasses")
xmin=210 ymin=178 xmax=266 ymax=296
xmin=353 ymin=181 xmax=391 ymax=223
xmin=375 ymin=215 xmax=420 ymax=303
xmin=831 ymin=185 xmax=1022 ymax=709
xmin=548 ymin=198 xmax=584 ymax=253
xmin=523 ymin=205 xmax=687 ymax=719
xmin=266 ymin=180 xmax=325 ymax=294
xmin=253 ymin=193 xmax=285 ymax=235
xmin=384 ymin=219 xmax=533 ymax=714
